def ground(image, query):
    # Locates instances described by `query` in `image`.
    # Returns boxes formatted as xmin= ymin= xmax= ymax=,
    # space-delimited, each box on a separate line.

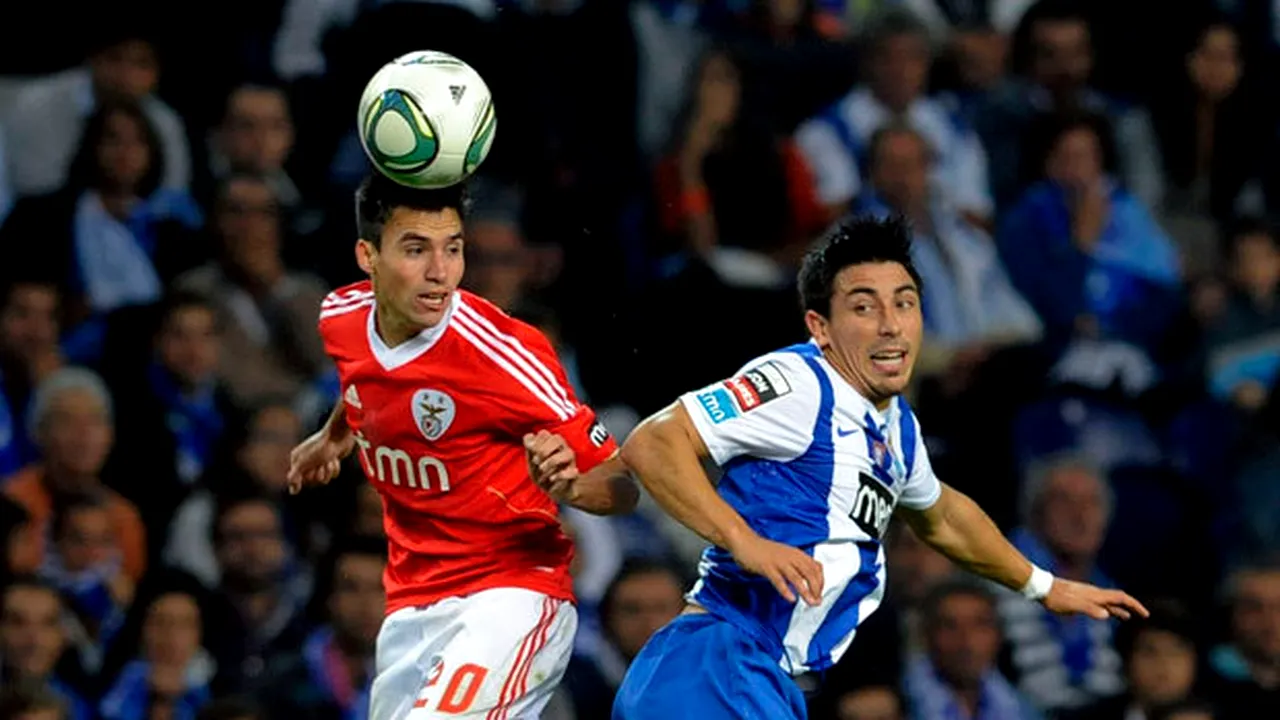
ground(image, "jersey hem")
xmin=384 ymin=575 xmax=575 ymax=616
xmin=898 ymin=483 xmax=942 ymax=511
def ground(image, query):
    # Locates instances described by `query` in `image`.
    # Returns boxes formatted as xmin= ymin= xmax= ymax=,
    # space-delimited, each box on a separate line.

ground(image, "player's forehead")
xmin=833 ymin=262 xmax=917 ymax=297
xmin=383 ymin=205 xmax=463 ymax=245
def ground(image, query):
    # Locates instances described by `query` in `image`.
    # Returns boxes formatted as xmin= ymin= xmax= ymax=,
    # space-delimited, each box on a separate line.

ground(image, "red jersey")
xmin=318 ymin=281 xmax=618 ymax=614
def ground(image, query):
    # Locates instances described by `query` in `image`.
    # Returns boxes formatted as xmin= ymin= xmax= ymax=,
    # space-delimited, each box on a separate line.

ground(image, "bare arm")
xmin=618 ymin=403 xmax=824 ymax=605
xmin=897 ymin=484 xmax=1149 ymax=620
xmin=558 ymin=451 xmax=639 ymax=516
xmin=321 ymin=397 xmax=352 ymax=442
xmin=288 ymin=398 xmax=354 ymax=494
xmin=618 ymin=403 xmax=754 ymax=550
xmin=898 ymin=484 xmax=1033 ymax=590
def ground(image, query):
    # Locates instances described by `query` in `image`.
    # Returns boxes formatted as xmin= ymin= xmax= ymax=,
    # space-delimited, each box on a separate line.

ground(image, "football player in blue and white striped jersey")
xmin=611 ymin=215 xmax=1148 ymax=720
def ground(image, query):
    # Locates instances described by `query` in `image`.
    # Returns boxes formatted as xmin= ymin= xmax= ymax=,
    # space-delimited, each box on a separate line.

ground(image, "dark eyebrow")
xmin=845 ymin=284 xmax=919 ymax=298
xmin=398 ymin=231 xmax=464 ymax=244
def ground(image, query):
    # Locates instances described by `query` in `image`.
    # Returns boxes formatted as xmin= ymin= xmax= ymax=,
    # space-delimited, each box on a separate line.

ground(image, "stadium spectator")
xmin=997 ymin=452 xmax=1125 ymax=712
xmin=0 ymin=580 xmax=90 ymax=720
xmin=903 ymin=580 xmax=1043 ymax=720
xmin=4 ymin=22 xmax=191 ymax=197
xmin=2 ymin=368 xmax=147 ymax=583
xmin=173 ymin=173 xmax=331 ymax=416
xmin=796 ymin=7 xmax=994 ymax=227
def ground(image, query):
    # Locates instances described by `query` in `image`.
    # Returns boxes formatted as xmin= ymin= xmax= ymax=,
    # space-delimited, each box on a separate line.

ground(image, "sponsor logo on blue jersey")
xmin=696 ymin=388 xmax=740 ymax=424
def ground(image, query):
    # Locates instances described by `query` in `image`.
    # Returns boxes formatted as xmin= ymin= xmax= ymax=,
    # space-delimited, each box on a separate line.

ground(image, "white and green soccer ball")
xmin=357 ymin=50 xmax=497 ymax=189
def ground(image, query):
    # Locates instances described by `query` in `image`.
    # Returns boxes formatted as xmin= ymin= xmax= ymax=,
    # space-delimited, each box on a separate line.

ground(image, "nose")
xmin=878 ymin=308 xmax=903 ymax=337
xmin=424 ymin=250 xmax=448 ymax=283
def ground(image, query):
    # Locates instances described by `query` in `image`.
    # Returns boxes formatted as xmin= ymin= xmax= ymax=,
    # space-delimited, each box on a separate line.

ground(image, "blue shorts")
xmin=612 ymin=613 xmax=808 ymax=720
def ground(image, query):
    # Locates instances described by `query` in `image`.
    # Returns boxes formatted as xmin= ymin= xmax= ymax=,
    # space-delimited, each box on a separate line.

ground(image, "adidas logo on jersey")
xmin=345 ymin=385 xmax=362 ymax=409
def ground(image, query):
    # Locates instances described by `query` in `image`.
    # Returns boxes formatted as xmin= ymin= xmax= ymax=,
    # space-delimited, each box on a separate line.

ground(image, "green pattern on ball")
xmin=364 ymin=90 xmax=438 ymax=173
xmin=463 ymin=100 xmax=496 ymax=175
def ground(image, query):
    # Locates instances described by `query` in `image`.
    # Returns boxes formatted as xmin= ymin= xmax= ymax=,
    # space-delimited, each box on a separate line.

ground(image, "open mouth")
xmin=416 ymin=292 xmax=449 ymax=313
xmin=869 ymin=349 xmax=908 ymax=374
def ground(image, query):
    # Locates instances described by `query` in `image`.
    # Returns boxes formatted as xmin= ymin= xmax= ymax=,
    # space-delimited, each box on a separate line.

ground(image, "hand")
xmin=525 ymin=430 xmax=578 ymax=502
xmin=287 ymin=428 xmax=355 ymax=495
xmin=1070 ymin=181 xmax=1110 ymax=252
xmin=727 ymin=532 xmax=824 ymax=606
xmin=1042 ymin=578 xmax=1149 ymax=621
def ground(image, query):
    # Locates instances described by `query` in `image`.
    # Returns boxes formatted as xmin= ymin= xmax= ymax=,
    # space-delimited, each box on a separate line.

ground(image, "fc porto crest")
xmin=411 ymin=388 xmax=455 ymax=441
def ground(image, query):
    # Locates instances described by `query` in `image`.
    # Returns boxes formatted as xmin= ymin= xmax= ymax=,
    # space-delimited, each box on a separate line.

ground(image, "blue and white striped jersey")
xmin=678 ymin=341 xmax=942 ymax=676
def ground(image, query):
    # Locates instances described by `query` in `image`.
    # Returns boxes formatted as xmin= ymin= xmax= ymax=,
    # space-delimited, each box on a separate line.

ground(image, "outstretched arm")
xmin=617 ymin=403 xmax=824 ymax=606
xmin=897 ymin=484 xmax=1149 ymax=620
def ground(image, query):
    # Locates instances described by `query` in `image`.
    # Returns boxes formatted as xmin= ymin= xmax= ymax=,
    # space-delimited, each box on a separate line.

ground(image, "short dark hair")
xmin=355 ymin=173 xmax=470 ymax=249
xmin=1020 ymin=109 xmax=1119 ymax=186
xmin=864 ymin=6 xmax=931 ymax=53
xmin=67 ymin=99 xmax=165 ymax=197
xmin=212 ymin=489 xmax=281 ymax=547
xmin=221 ymin=80 xmax=290 ymax=125
xmin=157 ymin=289 xmax=218 ymax=332
xmin=919 ymin=578 xmax=997 ymax=631
xmin=1 ymin=576 xmax=61 ymax=612
xmin=1114 ymin=597 xmax=1198 ymax=662
xmin=599 ymin=558 xmax=687 ymax=625
xmin=1010 ymin=0 xmax=1092 ymax=74
xmin=316 ymin=534 xmax=388 ymax=604
xmin=50 ymin=489 xmax=113 ymax=542
xmin=797 ymin=215 xmax=923 ymax=317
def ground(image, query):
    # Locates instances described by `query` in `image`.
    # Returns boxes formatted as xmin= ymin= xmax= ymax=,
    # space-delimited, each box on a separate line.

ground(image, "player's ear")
xmin=804 ymin=309 xmax=831 ymax=348
xmin=356 ymin=239 xmax=377 ymax=276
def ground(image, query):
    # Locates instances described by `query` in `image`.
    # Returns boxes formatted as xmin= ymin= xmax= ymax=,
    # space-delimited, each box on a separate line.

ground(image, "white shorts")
xmin=370 ymin=587 xmax=577 ymax=720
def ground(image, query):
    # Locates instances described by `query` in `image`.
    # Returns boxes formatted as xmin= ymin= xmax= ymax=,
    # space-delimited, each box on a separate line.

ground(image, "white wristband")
xmin=1020 ymin=565 xmax=1054 ymax=601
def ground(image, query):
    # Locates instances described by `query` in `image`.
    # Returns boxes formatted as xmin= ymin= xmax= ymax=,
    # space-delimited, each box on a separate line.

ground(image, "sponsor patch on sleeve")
xmin=588 ymin=420 xmax=611 ymax=447
xmin=725 ymin=361 xmax=791 ymax=412
xmin=695 ymin=361 xmax=792 ymax=423
xmin=695 ymin=387 xmax=740 ymax=424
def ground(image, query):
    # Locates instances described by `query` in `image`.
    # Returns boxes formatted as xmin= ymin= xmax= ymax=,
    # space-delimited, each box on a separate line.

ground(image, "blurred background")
xmin=0 ymin=0 xmax=1277 ymax=718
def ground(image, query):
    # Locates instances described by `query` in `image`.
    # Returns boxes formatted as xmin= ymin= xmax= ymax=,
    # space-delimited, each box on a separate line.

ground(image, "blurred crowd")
xmin=0 ymin=0 xmax=1278 ymax=718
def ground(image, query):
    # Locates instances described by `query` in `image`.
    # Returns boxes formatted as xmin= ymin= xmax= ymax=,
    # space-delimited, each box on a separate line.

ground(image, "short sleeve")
xmin=678 ymin=353 xmax=820 ymax=466
xmin=794 ymin=118 xmax=861 ymax=206
xmin=899 ymin=413 xmax=942 ymax=510
xmin=480 ymin=313 xmax=619 ymax=473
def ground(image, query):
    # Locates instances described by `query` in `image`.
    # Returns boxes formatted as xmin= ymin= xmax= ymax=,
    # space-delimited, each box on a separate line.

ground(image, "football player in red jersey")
xmin=288 ymin=173 xmax=637 ymax=720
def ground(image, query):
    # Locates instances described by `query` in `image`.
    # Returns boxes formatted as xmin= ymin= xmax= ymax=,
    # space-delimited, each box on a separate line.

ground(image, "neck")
xmin=238 ymin=589 xmax=279 ymax=628
xmin=820 ymin=345 xmax=892 ymax=411
xmin=97 ymin=190 xmax=137 ymax=220
xmin=44 ymin=466 xmax=96 ymax=495
xmin=334 ymin=637 xmax=369 ymax=685
xmin=1052 ymin=552 xmax=1092 ymax=581
xmin=878 ymin=94 xmax=912 ymax=116
xmin=952 ymin=683 xmax=983 ymax=718
xmin=375 ymin=305 xmax=426 ymax=348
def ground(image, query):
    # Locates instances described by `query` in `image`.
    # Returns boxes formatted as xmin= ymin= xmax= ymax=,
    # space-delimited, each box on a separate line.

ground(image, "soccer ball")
xmin=357 ymin=50 xmax=497 ymax=189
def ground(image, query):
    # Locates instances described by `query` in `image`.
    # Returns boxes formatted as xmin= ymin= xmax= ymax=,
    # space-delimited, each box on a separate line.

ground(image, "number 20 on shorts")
xmin=415 ymin=660 xmax=489 ymax=713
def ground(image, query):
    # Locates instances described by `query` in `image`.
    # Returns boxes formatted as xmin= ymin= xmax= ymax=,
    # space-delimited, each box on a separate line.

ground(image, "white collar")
xmin=365 ymin=292 xmax=457 ymax=371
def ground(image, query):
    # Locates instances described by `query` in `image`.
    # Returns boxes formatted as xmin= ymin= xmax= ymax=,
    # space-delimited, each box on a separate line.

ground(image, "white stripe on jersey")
xmin=323 ymin=289 xmax=375 ymax=308
xmin=320 ymin=298 xmax=374 ymax=319
xmin=451 ymin=313 xmax=573 ymax=421
xmin=455 ymin=302 xmax=576 ymax=412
